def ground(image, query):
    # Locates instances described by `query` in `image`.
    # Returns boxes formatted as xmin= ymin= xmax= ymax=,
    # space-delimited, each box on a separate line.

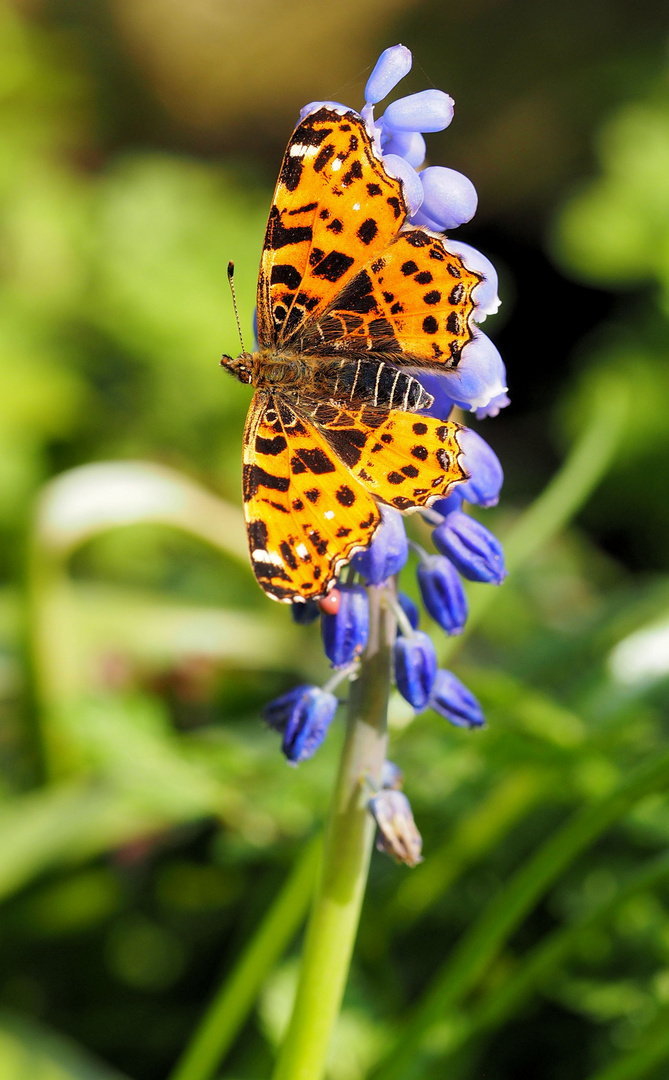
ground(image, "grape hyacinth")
xmin=264 ymin=44 xmax=508 ymax=865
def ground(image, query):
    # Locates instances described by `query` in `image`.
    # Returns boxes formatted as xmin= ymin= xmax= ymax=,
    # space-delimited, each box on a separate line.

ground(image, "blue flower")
xmin=411 ymin=166 xmax=478 ymax=231
xmin=321 ymin=583 xmax=369 ymax=667
xmin=416 ymin=554 xmax=468 ymax=635
xmin=263 ymin=685 xmax=339 ymax=763
xmin=456 ymin=427 xmax=504 ymax=508
xmin=364 ymin=44 xmax=412 ymax=105
xmin=427 ymin=670 xmax=485 ymax=729
xmin=432 ymin=511 xmax=507 ymax=585
xmin=351 ymin=505 xmax=409 ymax=585
xmin=394 ymin=630 xmax=438 ymax=709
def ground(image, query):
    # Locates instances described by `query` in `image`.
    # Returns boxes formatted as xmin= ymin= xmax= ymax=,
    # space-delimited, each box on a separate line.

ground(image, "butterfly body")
xmin=223 ymin=105 xmax=484 ymax=603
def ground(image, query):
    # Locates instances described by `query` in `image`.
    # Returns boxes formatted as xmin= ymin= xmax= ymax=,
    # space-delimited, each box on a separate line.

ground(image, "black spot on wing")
xmin=423 ymin=290 xmax=441 ymax=305
xmin=327 ymin=218 xmax=344 ymax=234
xmin=387 ymin=471 xmax=405 ymax=485
xmin=401 ymin=260 xmax=418 ymax=276
xmin=415 ymin=271 xmax=433 ymax=284
xmin=271 ymin=264 xmax=302 ymax=289
xmin=312 ymin=250 xmax=355 ymax=282
xmin=313 ymin=143 xmax=336 ymax=172
xmin=243 ymin=465 xmax=290 ymax=500
xmin=411 ymin=444 xmax=428 ymax=460
xmin=413 ymin=422 xmax=428 ymax=434
xmin=447 ymin=312 xmax=461 ymax=333
xmin=280 ymin=541 xmax=298 ymax=570
xmin=422 ymin=316 xmax=438 ymax=334
xmin=267 ymin=207 xmax=313 ymax=250
xmin=294 ymin=447 xmax=336 ymax=474
xmin=288 ymin=201 xmax=318 ymax=216
xmin=357 ymin=218 xmax=378 ymax=245
xmin=336 ymin=485 xmax=356 ymax=506
xmin=255 ymin=434 xmax=287 ymax=456
xmin=248 ymin=520 xmax=268 ymax=549
xmin=405 ymin=230 xmax=431 ymax=247
xmin=326 ymin=427 xmax=367 ymax=467
xmin=281 ymin=156 xmax=303 ymax=192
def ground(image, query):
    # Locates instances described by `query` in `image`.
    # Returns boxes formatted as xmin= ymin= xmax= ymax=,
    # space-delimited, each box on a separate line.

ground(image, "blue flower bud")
xmin=384 ymin=89 xmax=454 ymax=133
xmin=432 ymin=511 xmax=506 ymax=584
xmin=351 ymin=506 xmax=408 ymax=585
xmin=411 ymin=166 xmax=478 ymax=231
xmin=321 ymin=583 xmax=369 ymax=667
xmin=457 ymin=428 xmax=504 ymax=508
xmin=365 ymin=44 xmax=412 ymax=105
xmin=394 ymin=631 xmax=438 ymax=709
xmin=382 ymin=153 xmax=424 ymax=215
xmin=291 ymin=599 xmax=320 ymax=625
xmin=369 ymin=789 xmax=423 ymax=866
xmin=263 ymin=684 xmax=339 ymax=763
xmin=397 ymin=591 xmax=420 ymax=633
xmin=428 ymin=669 xmax=485 ymax=728
xmin=381 ymin=127 xmax=426 ymax=168
xmin=431 ymin=489 xmax=464 ymax=518
xmin=417 ymin=555 xmax=468 ymax=634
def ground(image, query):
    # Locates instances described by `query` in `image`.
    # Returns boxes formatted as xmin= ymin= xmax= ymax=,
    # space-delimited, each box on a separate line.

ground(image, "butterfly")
xmin=221 ymin=105 xmax=482 ymax=603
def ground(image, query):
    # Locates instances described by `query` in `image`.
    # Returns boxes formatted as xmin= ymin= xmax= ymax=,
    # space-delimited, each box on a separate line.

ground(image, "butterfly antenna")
xmin=227 ymin=261 xmax=246 ymax=354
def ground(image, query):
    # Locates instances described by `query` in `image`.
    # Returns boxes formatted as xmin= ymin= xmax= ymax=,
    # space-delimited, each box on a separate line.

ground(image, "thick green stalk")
xmin=168 ymin=835 xmax=321 ymax=1080
xmin=271 ymin=584 xmax=395 ymax=1080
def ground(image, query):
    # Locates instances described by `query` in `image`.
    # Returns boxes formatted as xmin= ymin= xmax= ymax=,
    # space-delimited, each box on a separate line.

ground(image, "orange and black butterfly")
xmin=221 ymin=105 xmax=481 ymax=603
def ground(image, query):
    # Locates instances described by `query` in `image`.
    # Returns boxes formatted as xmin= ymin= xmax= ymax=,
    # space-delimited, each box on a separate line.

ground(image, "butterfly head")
xmin=220 ymin=352 xmax=254 ymax=384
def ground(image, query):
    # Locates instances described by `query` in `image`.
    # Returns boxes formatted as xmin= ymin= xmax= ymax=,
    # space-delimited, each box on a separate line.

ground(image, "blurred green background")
xmin=3 ymin=1 xmax=669 ymax=1078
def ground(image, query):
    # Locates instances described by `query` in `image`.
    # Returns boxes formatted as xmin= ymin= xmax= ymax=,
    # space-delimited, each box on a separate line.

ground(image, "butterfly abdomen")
xmin=315 ymin=356 xmax=433 ymax=412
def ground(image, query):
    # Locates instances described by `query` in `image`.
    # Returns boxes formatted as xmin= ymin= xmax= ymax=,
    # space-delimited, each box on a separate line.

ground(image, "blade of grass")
xmin=422 ymin=848 xmax=669 ymax=1065
xmin=585 ymin=1010 xmax=669 ymax=1080
xmin=169 ymin=834 xmax=321 ymax=1080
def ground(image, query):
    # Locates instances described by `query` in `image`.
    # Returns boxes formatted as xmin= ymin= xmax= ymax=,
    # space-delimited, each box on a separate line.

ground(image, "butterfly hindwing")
xmin=242 ymin=391 xmax=382 ymax=601
xmin=302 ymin=228 xmax=482 ymax=371
xmin=309 ymin=403 xmax=467 ymax=511
xmin=257 ymin=107 xmax=407 ymax=351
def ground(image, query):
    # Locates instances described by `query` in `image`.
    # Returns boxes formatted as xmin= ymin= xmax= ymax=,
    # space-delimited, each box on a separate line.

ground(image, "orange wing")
xmin=257 ymin=107 xmax=407 ymax=349
xmin=309 ymin=403 xmax=467 ymax=512
xmin=302 ymin=228 xmax=482 ymax=371
xmin=242 ymin=391 xmax=381 ymax=602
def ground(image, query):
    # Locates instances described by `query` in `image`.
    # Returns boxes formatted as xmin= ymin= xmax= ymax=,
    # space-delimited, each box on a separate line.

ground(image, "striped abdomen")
xmin=318 ymin=357 xmax=433 ymax=412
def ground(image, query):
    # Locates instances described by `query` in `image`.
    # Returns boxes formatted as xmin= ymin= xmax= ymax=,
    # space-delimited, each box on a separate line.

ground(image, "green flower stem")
xmin=370 ymin=742 xmax=669 ymax=1080
xmin=271 ymin=584 xmax=396 ymax=1080
xmin=442 ymin=374 xmax=630 ymax=660
xmin=168 ymin=834 xmax=321 ymax=1080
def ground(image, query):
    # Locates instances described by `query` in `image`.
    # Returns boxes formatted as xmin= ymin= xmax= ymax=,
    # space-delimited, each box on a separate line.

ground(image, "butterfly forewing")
xmin=258 ymin=108 xmax=408 ymax=350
